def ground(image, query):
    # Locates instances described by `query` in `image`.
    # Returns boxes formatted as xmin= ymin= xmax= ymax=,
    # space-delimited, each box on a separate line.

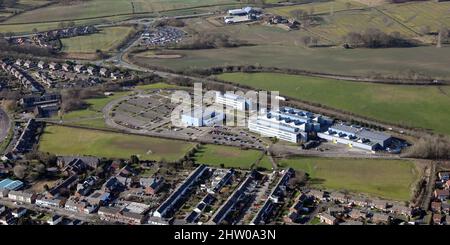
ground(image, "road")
xmin=0 ymin=108 xmax=11 ymax=147
xmin=0 ymin=198 xmax=97 ymax=223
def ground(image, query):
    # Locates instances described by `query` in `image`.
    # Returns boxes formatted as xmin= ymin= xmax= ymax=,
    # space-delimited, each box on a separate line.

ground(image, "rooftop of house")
xmin=435 ymin=189 xmax=450 ymax=196
xmin=8 ymin=190 xmax=35 ymax=198
xmin=318 ymin=212 xmax=335 ymax=221
xmin=58 ymin=156 xmax=99 ymax=167
xmin=140 ymin=177 xmax=164 ymax=188
xmin=340 ymin=220 xmax=363 ymax=225
xmin=98 ymin=206 xmax=121 ymax=215
xmin=88 ymin=190 xmax=110 ymax=200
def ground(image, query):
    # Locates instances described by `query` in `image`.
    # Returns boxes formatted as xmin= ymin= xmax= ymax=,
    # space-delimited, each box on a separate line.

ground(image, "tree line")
xmin=403 ymin=135 xmax=450 ymax=160
xmin=342 ymin=28 xmax=416 ymax=48
xmin=174 ymin=33 xmax=247 ymax=50
xmin=0 ymin=0 xmax=17 ymax=9
xmin=0 ymin=38 xmax=57 ymax=57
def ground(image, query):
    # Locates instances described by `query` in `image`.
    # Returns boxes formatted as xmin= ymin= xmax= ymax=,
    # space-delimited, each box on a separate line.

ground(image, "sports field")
xmin=194 ymin=144 xmax=263 ymax=169
xmin=217 ymin=72 xmax=450 ymax=135
xmin=61 ymin=26 xmax=135 ymax=54
xmin=39 ymin=125 xmax=195 ymax=162
xmin=279 ymin=157 xmax=419 ymax=201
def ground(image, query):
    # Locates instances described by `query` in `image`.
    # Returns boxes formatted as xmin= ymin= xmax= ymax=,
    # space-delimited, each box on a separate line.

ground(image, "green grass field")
xmin=127 ymin=5 xmax=450 ymax=78
xmin=217 ymin=72 xmax=450 ymax=135
xmin=279 ymin=157 xmax=419 ymax=201
xmin=308 ymin=8 xmax=416 ymax=43
xmin=0 ymin=0 xmax=238 ymax=33
xmin=55 ymin=91 xmax=131 ymax=128
xmin=257 ymin=155 xmax=275 ymax=171
xmin=133 ymin=44 xmax=450 ymax=79
xmin=267 ymin=0 xmax=368 ymax=18
xmin=268 ymin=0 xmax=366 ymax=17
xmin=379 ymin=1 xmax=450 ymax=33
xmin=266 ymin=1 xmax=450 ymax=42
xmin=194 ymin=144 xmax=263 ymax=169
xmin=134 ymin=82 xmax=181 ymax=91
xmin=61 ymin=26 xmax=135 ymax=54
xmin=0 ymin=16 xmax=130 ymax=34
xmin=39 ymin=125 xmax=195 ymax=161
xmin=2 ymin=0 xmax=235 ymax=24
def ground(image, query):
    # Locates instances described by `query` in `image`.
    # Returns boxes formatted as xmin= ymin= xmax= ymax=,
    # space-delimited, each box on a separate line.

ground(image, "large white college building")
xmin=248 ymin=107 xmax=333 ymax=143
xmin=215 ymin=92 xmax=253 ymax=111
xmin=181 ymin=107 xmax=224 ymax=127
xmin=248 ymin=115 xmax=307 ymax=143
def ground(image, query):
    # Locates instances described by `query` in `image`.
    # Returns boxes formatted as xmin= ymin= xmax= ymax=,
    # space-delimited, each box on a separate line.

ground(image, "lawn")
xmin=55 ymin=91 xmax=131 ymax=128
xmin=61 ymin=26 xmax=136 ymax=54
xmin=257 ymin=155 xmax=275 ymax=171
xmin=216 ymin=72 xmax=450 ymax=135
xmin=279 ymin=157 xmax=419 ymax=201
xmin=194 ymin=144 xmax=264 ymax=169
xmin=134 ymin=82 xmax=182 ymax=91
xmin=39 ymin=125 xmax=195 ymax=162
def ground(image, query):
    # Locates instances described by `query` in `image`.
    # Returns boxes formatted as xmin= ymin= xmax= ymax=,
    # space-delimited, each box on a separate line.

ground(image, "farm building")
xmin=224 ymin=6 xmax=262 ymax=24
xmin=227 ymin=6 xmax=261 ymax=16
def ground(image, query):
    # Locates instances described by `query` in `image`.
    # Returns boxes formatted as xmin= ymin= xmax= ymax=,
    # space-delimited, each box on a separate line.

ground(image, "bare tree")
xmin=13 ymin=165 xmax=27 ymax=179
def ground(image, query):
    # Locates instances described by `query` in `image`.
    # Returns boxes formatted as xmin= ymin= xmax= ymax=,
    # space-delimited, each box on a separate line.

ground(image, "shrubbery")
xmin=403 ymin=135 xmax=450 ymax=160
xmin=175 ymin=33 xmax=246 ymax=50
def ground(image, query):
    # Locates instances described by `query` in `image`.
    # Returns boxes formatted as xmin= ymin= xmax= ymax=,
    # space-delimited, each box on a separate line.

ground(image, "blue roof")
xmin=0 ymin=179 xmax=24 ymax=190
xmin=0 ymin=179 xmax=13 ymax=188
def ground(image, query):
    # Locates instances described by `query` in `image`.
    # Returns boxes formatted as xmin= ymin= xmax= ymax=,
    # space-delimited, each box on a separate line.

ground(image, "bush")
xmin=153 ymin=19 xmax=185 ymax=28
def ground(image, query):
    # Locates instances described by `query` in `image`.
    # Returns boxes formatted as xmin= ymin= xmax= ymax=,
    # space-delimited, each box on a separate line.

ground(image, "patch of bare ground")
xmin=29 ymin=180 xmax=59 ymax=193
